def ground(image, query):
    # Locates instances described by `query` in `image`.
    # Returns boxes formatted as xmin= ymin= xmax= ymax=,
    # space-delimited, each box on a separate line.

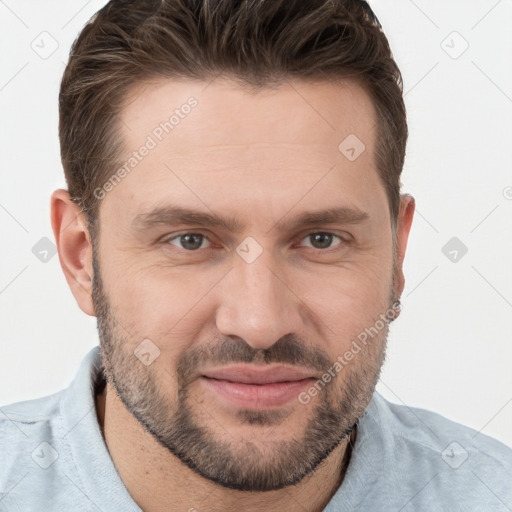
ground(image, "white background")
xmin=1 ymin=0 xmax=511 ymax=448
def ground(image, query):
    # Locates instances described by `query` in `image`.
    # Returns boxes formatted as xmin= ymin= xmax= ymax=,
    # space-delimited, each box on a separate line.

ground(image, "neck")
xmin=95 ymin=384 xmax=356 ymax=512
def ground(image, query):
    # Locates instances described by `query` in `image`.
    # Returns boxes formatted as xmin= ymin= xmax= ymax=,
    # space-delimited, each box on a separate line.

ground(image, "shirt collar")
xmin=60 ymin=346 xmax=141 ymax=511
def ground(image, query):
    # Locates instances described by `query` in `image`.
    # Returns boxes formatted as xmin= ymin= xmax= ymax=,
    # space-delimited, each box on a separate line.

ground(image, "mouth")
xmin=200 ymin=365 xmax=317 ymax=409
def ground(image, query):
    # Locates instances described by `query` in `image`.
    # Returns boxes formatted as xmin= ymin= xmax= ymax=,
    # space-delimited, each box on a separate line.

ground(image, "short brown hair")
xmin=59 ymin=0 xmax=407 ymax=241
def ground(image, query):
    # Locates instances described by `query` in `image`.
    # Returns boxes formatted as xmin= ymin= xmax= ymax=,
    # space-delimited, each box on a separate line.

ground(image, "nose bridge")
xmin=215 ymin=244 xmax=303 ymax=350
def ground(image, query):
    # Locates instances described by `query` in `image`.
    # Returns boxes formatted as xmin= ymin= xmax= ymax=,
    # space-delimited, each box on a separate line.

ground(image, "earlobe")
xmin=393 ymin=193 xmax=415 ymax=300
xmin=50 ymin=189 xmax=96 ymax=317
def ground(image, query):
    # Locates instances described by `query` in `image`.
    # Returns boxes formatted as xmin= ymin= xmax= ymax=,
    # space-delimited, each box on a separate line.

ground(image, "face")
xmin=91 ymin=77 xmax=403 ymax=491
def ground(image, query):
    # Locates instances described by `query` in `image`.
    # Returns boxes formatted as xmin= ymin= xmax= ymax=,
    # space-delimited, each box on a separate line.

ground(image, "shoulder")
xmin=373 ymin=392 xmax=512 ymax=467
xmin=0 ymin=390 xmax=66 ymax=473
xmin=0 ymin=391 xmax=69 ymax=505
xmin=364 ymin=392 xmax=512 ymax=508
xmin=0 ymin=390 xmax=65 ymax=444
xmin=0 ymin=347 xmax=138 ymax=511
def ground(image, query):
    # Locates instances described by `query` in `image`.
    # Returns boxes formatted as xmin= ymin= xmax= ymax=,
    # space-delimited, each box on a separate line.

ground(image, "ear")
xmin=50 ymin=189 xmax=95 ymax=316
xmin=393 ymin=193 xmax=415 ymax=301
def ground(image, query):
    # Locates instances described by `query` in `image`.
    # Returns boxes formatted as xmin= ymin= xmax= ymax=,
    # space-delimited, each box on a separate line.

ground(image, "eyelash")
xmin=162 ymin=231 xmax=348 ymax=253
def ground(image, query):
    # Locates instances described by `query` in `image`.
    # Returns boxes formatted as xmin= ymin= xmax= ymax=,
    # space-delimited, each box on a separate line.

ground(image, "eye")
xmin=167 ymin=233 xmax=211 ymax=251
xmin=298 ymin=232 xmax=344 ymax=250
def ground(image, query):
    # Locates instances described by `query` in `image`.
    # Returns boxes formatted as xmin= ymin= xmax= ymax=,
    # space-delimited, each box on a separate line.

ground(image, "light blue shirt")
xmin=1 ymin=346 xmax=511 ymax=511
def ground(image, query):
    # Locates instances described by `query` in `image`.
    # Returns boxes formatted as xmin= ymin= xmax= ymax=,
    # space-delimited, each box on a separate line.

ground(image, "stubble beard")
xmin=91 ymin=244 xmax=396 ymax=491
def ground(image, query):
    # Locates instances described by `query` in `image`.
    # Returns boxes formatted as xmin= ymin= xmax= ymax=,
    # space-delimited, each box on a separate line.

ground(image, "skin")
xmin=51 ymin=77 xmax=415 ymax=512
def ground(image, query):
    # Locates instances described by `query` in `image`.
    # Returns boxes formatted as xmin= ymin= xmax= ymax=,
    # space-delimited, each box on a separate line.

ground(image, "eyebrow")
xmin=131 ymin=205 xmax=370 ymax=234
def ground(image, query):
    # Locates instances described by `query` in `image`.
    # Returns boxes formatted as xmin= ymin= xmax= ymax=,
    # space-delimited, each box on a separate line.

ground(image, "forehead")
xmin=119 ymin=76 xmax=376 ymax=154
xmin=99 ymin=76 xmax=383 ymax=230
xmin=120 ymin=78 xmax=375 ymax=144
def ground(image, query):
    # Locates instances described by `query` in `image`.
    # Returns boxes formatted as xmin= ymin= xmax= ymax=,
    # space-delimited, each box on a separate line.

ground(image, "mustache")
xmin=176 ymin=333 xmax=332 ymax=388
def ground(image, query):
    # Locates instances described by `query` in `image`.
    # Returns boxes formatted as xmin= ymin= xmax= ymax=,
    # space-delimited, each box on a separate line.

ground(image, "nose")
xmin=214 ymin=246 xmax=307 ymax=350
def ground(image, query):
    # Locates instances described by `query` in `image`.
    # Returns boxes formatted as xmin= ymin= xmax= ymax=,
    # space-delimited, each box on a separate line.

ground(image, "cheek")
xmin=296 ymin=261 xmax=392 ymax=352
xmin=103 ymin=258 xmax=222 ymax=349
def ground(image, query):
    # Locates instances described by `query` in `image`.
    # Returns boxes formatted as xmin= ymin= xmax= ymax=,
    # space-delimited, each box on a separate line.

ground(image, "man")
xmin=1 ymin=0 xmax=511 ymax=510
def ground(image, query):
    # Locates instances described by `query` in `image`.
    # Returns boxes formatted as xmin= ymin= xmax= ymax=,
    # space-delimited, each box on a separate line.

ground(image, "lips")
xmin=201 ymin=365 xmax=316 ymax=385
xmin=200 ymin=365 xmax=317 ymax=409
